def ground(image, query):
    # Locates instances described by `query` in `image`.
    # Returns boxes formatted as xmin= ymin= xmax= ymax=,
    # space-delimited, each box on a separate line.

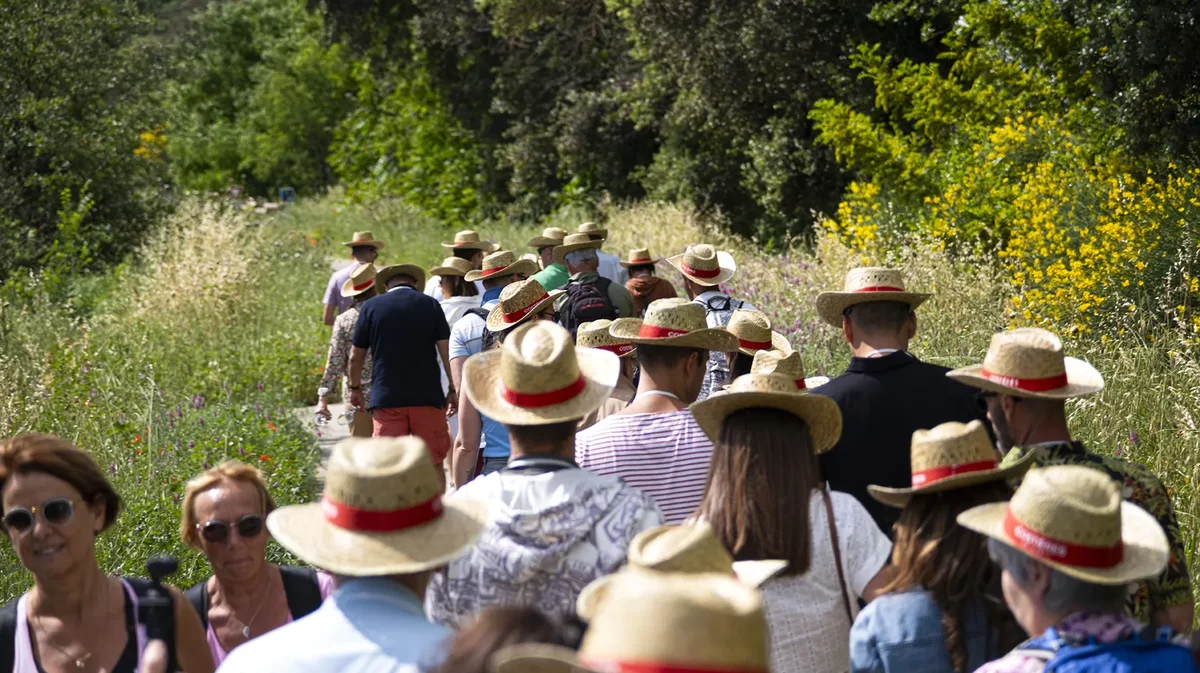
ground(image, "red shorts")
xmin=372 ymin=406 xmax=451 ymax=464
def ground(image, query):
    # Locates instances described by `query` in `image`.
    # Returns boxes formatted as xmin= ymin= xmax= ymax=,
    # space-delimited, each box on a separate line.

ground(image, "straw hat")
xmin=527 ymin=227 xmax=568 ymax=248
xmin=429 ymin=256 xmax=473 ymax=278
xmin=340 ymin=263 xmax=377 ymax=298
xmin=375 ymin=263 xmax=426 ymax=290
xmin=725 ymin=309 xmax=793 ymax=356
xmin=691 ymin=373 xmax=842 ymax=453
xmin=608 ymin=298 xmax=740 ymax=351
xmin=577 ymin=319 xmax=635 ymax=358
xmin=957 ymin=465 xmax=1169 ymax=585
xmin=520 ymin=252 xmax=541 ymax=265
xmin=492 ymin=572 xmax=769 ymax=673
xmin=666 ymin=244 xmax=737 ymax=287
xmin=464 ymin=250 xmax=538 ymax=282
xmin=620 ymin=247 xmax=663 ymax=268
xmin=577 ymin=221 xmax=608 ymax=239
xmin=750 ymin=349 xmax=828 ymax=390
xmin=867 ymin=420 xmax=1036 ymax=508
xmin=485 ymin=279 xmax=565 ymax=332
xmin=553 ymin=233 xmax=604 ymax=265
xmin=267 ymin=436 xmax=486 ymax=576
xmin=946 ymin=328 xmax=1104 ymax=399
xmin=815 ymin=267 xmax=932 ymax=327
xmin=576 ymin=523 xmax=786 ymax=620
xmin=440 ymin=230 xmax=497 ymax=251
xmin=463 ymin=321 xmax=619 ymax=426
xmin=342 ymin=231 xmax=385 ymax=249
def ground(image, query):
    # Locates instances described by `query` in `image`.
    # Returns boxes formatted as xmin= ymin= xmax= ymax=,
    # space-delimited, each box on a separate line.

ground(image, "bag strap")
xmin=0 ymin=598 xmax=17 ymax=673
xmin=279 ymin=566 xmax=323 ymax=620
xmin=184 ymin=580 xmax=209 ymax=630
xmin=822 ymin=488 xmax=854 ymax=624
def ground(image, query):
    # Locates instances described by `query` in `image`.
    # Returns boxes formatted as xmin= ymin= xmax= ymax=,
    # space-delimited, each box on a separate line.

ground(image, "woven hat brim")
xmin=440 ymin=240 xmax=497 ymax=251
xmin=691 ymin=390 xmax=843 ymax=453
xmin=609 ymin=318 xmax=740 ymax=352
xmin=429 ymin=265 xmax=468 ymax=278
xmin=867 ymin=450 xmax=1037 ymax=509
xmin=375 ymin=264 xmax=427 ymax=291
xmin=342 ymin=239 xmax=385 ymax=249
xmin=619 ymin=257 xmax=663 ymax=268
xmin=946 ymin=357 xmax=1105 ymax=399
xmin=464 ymin=259 xmax=539 ymax=282
xmin=575 ymin=560 xmax=785 ymax=621
xmin=527 ymin=236 xmax=563 ymax=248
xmin=732 ymin=559 xmax=788 ymax=587
xmin=737 ymin=332 xmax=793 ymax=357
xmin=815 ymin=291 xmax=932 ymax=328
xmin=665 ymin=251 xmax=736 ymax=287
xmin=805 ymin=376 xmax=830 ymax=389
xmin=340 ymin=277 xmax=375 ymax=298
xmin=464 ymin=347 xmax=620 ymax=425
xmin=492 ymin=644 xmax=597 ymax=673
xmin=553 ymin=240 xmax=604 ymax=265
xmin=956 ymin=500 xmax=1169 ymax=585
xmin=485 ymin=290 xmax=566 ymax=332
xmin=266 ymin=497 xmax=487 ymax=577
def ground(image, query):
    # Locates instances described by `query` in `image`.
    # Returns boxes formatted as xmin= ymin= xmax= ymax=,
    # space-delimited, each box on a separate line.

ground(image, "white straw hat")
xmin=576 ymin=319 xmax=636 ymax=358
xmin=340 ymin=263 xmax=377 ymax=298
xmin=947 ymin=328 xmax=1104 ymax=399
xmin=440 ymin=229 xmax=497 ymax=251
xmin=620 ymin=247 xmax=663 ymax=268
xmin=527 ymin=227 xmax=568 ymax=248
xmin=725 ymin=309 xmax=793 ymax=356
xmin=690 ymin=373 xmax=843 ymax=452
xmin=577 ymin=221 xmax=609 ymax=239
xmin=750 ymin=349 xmax=828 ymax=390
xmin=666 ymin=244 xmax=737 ymax=287
xmin=608 ymin=298 xmax=740 ymax=351
xmin=429 ymin=256 xmax=473 ymax=278
xmin=342 ymin=231 xmax=385 ymax=249
xmin=464 ymin=249 xmax=539 ymax=282
xmin=375 ymin=263 xmax=426 ymax=290
xmin=485 ymin=279 xmax=564 ymax=332
xmin=553 ymin=233 xmax=604 ymax=265
xmin=815 ymin=267 xmax=931 ymax=327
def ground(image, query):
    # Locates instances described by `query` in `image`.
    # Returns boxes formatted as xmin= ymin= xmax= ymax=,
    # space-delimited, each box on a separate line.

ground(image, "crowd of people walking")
xmin=1 ymin=221 xmax=1198 ymax=673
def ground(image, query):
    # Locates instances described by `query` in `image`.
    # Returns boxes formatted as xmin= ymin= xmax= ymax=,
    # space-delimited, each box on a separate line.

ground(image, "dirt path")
xmin=293 ymin=403 xmax=352 ymax=481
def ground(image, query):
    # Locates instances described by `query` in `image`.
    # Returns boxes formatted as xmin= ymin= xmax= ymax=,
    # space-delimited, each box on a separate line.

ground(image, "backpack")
xmin=693 ymin=294 xmax=745 ymax=398
xmin=464 ymin=307 xmax=490 ymax=322
xmin=184 ymin=565 xmax=323 ymax=629
xmin=559 ymin=276 xmax=617 ymax=336
xmin=1017 ymin=625 xmax=1200 ymax=673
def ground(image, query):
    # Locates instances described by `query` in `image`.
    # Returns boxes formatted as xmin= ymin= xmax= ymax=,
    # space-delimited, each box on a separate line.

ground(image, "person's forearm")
xmin=437 ymin=341 xmax=453 ymax=391
xmin=456 ymin=391 xmax=482 ymax=484
xmin=450 ymin=357 xmax=466 ymax=392
xmin=323 ymin=304 xmax=336 ymax=326
xmin=348 ymin=347 xmax=365 ymax=387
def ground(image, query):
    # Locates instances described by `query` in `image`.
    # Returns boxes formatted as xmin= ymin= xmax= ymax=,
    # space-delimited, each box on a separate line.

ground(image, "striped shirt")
xmin=575 ymin=409 xmax=713 ymax=523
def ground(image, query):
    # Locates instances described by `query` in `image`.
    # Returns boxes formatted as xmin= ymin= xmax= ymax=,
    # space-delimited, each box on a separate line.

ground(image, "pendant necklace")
xmin=230 ymin=574 xmax=273 ymax=639
xmin=35 ymin=612 xmax=92 ymax=670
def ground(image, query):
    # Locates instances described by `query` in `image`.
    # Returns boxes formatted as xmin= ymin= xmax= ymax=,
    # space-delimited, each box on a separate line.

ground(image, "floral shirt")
xmin=1000 ymin=441 xmax=1191 ymax=621
xmin=318 ymin=306 xmax=372 ymax=407
xmin=976 ymin=612 xmax=1177 ymax=673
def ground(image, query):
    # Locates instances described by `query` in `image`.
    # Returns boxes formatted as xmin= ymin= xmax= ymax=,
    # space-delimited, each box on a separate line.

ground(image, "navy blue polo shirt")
xmin=352 ymin=286 xmax=451 ymax=410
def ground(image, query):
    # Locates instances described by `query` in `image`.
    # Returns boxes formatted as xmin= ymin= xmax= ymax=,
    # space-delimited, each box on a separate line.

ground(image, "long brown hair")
xmin=444 ymin=274 xmax=479 ymax=298
xmin=884 ymin=482 xmax=1023 ymax=672
xmin=432 ymin=606 xmax=582 ymax=673
xmin=695 ymin=407 xmax=821 ymax=575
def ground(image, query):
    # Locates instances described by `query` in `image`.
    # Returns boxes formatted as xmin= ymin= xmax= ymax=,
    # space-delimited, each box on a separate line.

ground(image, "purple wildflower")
xmin=1129 ymin=431 xmax=1140 ymax=446
xmin=118 ymin=413 xmax=126 ymax=424
xmin=108 ymin=463 xmax=116 ymax=475
xmin=198 ymin=417 xmax=204 ymax=426
xmin=257 ymin=382 xmax=264 ymax=392
xmin=187 ymin=441 xmax=195 ymax=449
xmin=202 ymin=461 xmax=210 ymax=469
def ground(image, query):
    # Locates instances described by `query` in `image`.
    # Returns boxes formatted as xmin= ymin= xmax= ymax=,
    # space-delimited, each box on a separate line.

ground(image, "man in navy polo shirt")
xmin=349 ymin=264 xmax=455 ymax=482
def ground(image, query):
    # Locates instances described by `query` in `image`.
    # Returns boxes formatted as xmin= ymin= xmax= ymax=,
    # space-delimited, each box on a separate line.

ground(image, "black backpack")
xmin=559 ymin=276 xmax=617 ymax=336
xmin=184 ymin=565 xmax=323 ymax=629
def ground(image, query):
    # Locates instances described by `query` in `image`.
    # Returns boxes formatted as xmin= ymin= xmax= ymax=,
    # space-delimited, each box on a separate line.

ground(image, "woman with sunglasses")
xmin=179 ymin=461 xmax=334 ymax=667
xmin=0 ymin=434 xmax=213 ymax=673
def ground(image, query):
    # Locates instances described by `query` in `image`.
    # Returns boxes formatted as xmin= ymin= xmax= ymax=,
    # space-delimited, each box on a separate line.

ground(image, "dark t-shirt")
xmin=352 ymin=286 xmax=451 ymax=410
xmin=816 ymin=351 xmax=987 ymax=537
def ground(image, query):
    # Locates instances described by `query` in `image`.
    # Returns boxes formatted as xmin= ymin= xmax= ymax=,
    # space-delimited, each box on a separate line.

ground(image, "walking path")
xmin=293 ymin=402 xmax=352 ymax=480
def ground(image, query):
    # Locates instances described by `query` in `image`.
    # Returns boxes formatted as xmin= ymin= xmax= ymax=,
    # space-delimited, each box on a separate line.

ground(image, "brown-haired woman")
xmin=316 ymin=263 xmax=378 ymax=437
xmin=691 ymin=373 xmax=892 ymax=673
xmin=0 ymin=434 xmax=213 ymax=673
xmin=180 ymin=461 xmax=335 ymax=668
xmin=431 ymin=606 xmax=582 ymax=673
xmin=849 ymin=420 xmax=1031 ymax=673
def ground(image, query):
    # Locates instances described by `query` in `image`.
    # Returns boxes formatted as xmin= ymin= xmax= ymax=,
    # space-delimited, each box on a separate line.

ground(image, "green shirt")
xmin=530 ymin=263 xmax=569 ymax=292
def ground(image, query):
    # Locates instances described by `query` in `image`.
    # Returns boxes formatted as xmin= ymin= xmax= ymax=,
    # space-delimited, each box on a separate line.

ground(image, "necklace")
xmin=34 ymin=612 xmax=92 ymax=670
xmin=640 ymin=390 xmax=682 ymax=402
xmin=227 ymin=573 xmax=274 ymax=639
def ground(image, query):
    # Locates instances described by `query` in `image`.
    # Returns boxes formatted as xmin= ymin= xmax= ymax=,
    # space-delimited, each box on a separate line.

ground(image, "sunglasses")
xmin=3 ymin=498 xmax=77 ymax=532
xmin=975 ymin=390 xmax=998 ymax=412
xmin=197 ymin=514 xmax=265 ymax=543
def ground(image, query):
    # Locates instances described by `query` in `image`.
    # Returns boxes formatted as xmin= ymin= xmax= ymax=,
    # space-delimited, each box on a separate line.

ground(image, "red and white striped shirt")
xmin=575 ymin=409 xmax=714 ymax=523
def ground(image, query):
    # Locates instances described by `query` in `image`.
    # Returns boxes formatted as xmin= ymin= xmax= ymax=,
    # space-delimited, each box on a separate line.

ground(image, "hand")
xmin=140 ymin=640 xmax=170 ymax=673
xmin=349 ymin=389 xmax=365 ymax=411
xmin=445 ymin=389 xmax=459 ymax=418
xmin=315 ymin=400 xmax=332 ymax=421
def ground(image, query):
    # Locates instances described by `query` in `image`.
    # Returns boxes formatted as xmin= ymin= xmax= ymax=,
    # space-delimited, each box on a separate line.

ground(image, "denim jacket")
xmin=850 ymin=589 xmax=1006 ymax=673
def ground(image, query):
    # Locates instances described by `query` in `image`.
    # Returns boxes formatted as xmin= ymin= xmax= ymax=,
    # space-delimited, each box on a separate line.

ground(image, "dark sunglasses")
xmin=975 ymin=390 xmax=998 ymax=412
xmin=3 ymin=498 xmax=77 ymax=532
xmin=198 ymin=514 xmax=265 ymax=543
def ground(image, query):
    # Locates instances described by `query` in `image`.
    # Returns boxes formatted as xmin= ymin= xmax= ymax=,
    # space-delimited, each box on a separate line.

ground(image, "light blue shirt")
xmin=849 ymin=589 xmax=1002 ymax=673
xmin=216 ymin=577 xmax=450 ymax=673
xmin=448 ymin=286 xmax=503 ymax=359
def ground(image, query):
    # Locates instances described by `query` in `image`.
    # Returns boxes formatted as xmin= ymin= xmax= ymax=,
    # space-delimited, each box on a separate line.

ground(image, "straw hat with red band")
xmin=342 ymin=231 xmax=386 ymax=249
xmin=464 ymin=249 xmax=539 ymax=282
xmin=957 ymin=465 xmax=1168 ymax=585
xmin=815 ymin=267 xmax=932 ymax=328
xmin=492 ymin=572 xmax=769 ymax=673
xmin=553 ymin=233 xmax=604 ymax=265
xmin=620 ymin=247 xmax=663 ymax=268
xmin=725 ymin=309 xmax=793 ymax=356
xmin=690 ymin=373 xmax=842 ymax=453
xmin=608 ymin=298 xmax=740 ymax=352
xmin=577 ymin=319 xmax=636 ymax=358
xmin=429 ymin=256 xmax=473 ymax=278
xmin=464 ymin=320 xmax=619 ymax=426
xmin=340 ymin=263 xmax=377 ymax=298
xmin=375 ymin=263 xmax=426 ymax=290
xmin=527 ymin=226 xmax=568 ymax=249
xmin=666 ymin=244 xmax=737 ymax=287
xmin=440 ymin=229 xmax=498 ymax=251
xmin=485 ymin=279 xmax=565 ymax=332
xmin=750 ymin=349 xmax=828 ymax=391
xmin=266 ymin=436 xmax=486 ymax=576
xmin=867 ymin=420 xmax=1036 ymax=509
xmin=577 ymin=221 xmax=609 ymax=239
xmin=947 ymin=328 xmax=1105 ymax=400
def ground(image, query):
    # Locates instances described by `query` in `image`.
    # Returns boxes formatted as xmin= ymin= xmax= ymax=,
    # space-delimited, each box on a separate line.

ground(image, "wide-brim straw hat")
xmin=725 ymin=309 xmax=794 ymax=356
xmin=553 ymin=233 xmax=604 ymax=265
xmin=750 ymin=349 xmax=826 ymax=391
xmin=464 ymin=321 xmax=619 ymax=425
xmin=666 ymin=244 xmax=736 ymax=287
xmin=464 ymin=250 xmax=539 ymax=282
xmin=527 ymin=226 xmax=568 ymax=249
xmin=267 ymin=437 xmax=486 ymax=576
xmin=492 ymin=572 xmax=768 ymax=673
xmin=620 ymin=247 xmax=663 ymax=268
xmin=868 ymin=420 xmax=1037 ymax=508
xmin=342 ymin=231 xmax=385 ymax=249
xmin=340 ymin=263 xmax=377 ymax=298
xmin=947 ymin=327 xmax=1104 ymax=399
xmin=441 ymin=229 xmax=497 ymax=251
xmin=485 ymin=279 xmax=565 ymax=332
xmin=429 ymin=256 xmax=473 ymax=278
xmin=957 ymin=465 xmax=1168 ymax=585
xmin=691 ymin=373 xmax=842 ymax=452
xmin=375 ymin=263 xmax=426 ymax=290
xmin=576 ymin=523 xmax=786 ymax=620
xmin=577 ymin=319 xmax=636 ymax=358
xmin=577 ymin=221 xmax=609 ymax=239
xmin=608 ymin=298 xmax=740 ymax=351
xmin=815 ymin=267 xmax=932 ymax=327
